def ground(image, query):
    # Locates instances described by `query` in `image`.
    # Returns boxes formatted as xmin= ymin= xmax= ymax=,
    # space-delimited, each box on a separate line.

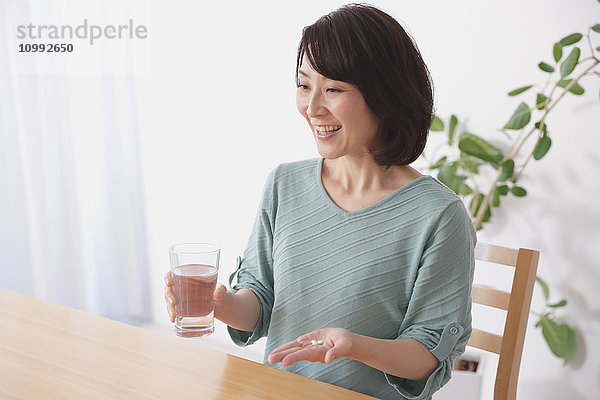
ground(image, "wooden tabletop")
xmin=0 ymin=288 xmax=377 ymax=399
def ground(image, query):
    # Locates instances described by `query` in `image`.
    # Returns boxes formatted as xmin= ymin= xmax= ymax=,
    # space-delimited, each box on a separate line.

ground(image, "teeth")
xmin=315 ymin=125 xmax=341 ymax=133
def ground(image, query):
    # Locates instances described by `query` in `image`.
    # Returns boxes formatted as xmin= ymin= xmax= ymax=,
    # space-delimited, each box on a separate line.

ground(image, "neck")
xmin=323 ymin=154 xmax=420 ymax=194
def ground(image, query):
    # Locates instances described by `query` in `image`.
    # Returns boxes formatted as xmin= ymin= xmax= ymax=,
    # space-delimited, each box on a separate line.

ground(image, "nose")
xmin=306 ymin=91 xmax=326 ymax=118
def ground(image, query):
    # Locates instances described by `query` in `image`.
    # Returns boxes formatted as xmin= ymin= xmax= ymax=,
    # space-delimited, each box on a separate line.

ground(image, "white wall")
xmin=136 ymin=1 xmax=600 ymax=399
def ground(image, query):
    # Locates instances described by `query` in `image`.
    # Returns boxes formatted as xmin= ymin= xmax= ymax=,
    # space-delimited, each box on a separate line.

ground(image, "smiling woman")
xmin=295 ymin=4 xmax=434 ymax=167
xmin=296 ymin=62 xmax=380 ymax=161
xmin=163 ymin=4 xmax=476 ymax=400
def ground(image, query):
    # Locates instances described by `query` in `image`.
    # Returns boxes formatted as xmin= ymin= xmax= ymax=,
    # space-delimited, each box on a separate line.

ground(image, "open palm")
xmin=267 ymin=328 xmax=354 ymax=367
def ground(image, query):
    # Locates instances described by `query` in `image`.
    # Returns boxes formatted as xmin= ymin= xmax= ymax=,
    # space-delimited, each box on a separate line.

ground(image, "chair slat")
xmin=469 ymin=244 xmax=540 ymax=400
xmin=495 ymin=248 xmax=540 ymax=400
xmin=472 ymin=284 xmax=511 ymax=310
xmin=467 ymin=328 xmax=503 ymax=354
xmin=475 ymin=242 xmax=518 ymax=267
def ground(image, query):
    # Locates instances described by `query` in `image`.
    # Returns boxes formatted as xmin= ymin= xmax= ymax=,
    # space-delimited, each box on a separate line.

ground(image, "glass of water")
xmin=169 ymin=243 xmax=220 ymax=337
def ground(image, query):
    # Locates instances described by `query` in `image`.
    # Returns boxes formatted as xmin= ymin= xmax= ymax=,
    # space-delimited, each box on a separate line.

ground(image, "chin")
xmin=316 ymin=148 xmax=343 ymax=160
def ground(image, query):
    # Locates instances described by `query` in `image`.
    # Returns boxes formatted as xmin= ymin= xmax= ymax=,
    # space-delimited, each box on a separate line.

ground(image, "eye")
xmin=297 ymin=83 xmax=310 ymax=90
xmin=326 ymin=88 xmax=342 ymax=93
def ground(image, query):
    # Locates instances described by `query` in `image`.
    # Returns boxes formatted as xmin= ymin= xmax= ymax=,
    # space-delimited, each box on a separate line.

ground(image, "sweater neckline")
xmin=315 ymin=157 xmax=432 ymax=217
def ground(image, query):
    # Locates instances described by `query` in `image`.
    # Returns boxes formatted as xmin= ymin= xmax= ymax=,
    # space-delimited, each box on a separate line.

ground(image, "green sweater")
xmin=228 ymin=158 xmax=476 ymax=400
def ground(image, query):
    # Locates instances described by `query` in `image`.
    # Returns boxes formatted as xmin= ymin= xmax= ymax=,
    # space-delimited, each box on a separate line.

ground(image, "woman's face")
xmin=296 ymin=55 xmax=379 ymax=160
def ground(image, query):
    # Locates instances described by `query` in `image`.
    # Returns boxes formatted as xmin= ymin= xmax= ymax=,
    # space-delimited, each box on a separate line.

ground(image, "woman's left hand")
xmin=267 ymin=328 xmax=354 ymax=367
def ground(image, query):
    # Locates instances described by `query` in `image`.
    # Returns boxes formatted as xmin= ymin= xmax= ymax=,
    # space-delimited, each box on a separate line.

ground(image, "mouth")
xmin=314 ymin=124 xmax=342 ymax=139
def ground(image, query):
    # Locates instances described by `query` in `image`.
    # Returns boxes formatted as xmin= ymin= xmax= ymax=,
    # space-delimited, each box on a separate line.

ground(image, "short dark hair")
xmin=296 ymin=3 xmax=434 ymax=166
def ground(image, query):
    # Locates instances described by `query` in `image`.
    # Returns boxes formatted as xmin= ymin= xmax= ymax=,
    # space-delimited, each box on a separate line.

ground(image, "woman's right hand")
xmin=163 ymin=271 xmax=231 ymax=323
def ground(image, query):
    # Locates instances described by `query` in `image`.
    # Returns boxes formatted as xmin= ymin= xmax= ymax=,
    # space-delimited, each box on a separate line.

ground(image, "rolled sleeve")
xmin=227 ymin=256 xmax=274 ymax=346
xmin=385 ymin=322 xmax=467 ymax=399
xmin=385 ymin=200 xmax=476 ymax=399
xmin=226 ymin=169 xmax=278 ymax=347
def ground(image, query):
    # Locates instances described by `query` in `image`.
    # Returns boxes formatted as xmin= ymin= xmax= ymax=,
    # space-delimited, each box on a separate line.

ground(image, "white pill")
xmin=311 ymin=340 xmax=323 ymax=345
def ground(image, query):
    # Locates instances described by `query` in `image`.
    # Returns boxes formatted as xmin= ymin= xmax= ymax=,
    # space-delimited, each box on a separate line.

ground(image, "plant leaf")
xmin=511 ymin=186 xmax=527 ymax=197
xmin=437 ymin=164 xmax=472 ymax=196
xmin=430 ymin=155 xmax=447 ymax=169
xmin=493 ymin=187 xmax=501 ymax=207
xmin=459 ymin=152 xmax=482 ymax=174
xmin=549 ymin=299 xmax=568 ymax=308
xmin=449 ymin=115 xmax=458 ymax=145
xmin=500 ymin=159 xmax=515 ymax=180
xmin=560 ymin=47 xmax=580 ymax=77
xmin=504 ymin=102 xmax=531 ymax=130
xmin=592 ymin=24 xmax=600 ymax=33
xmin=508 ymin=85 xmax=533 ymax=96
xmin=497 ymin=184 xmax=509 ymax=195
xmin=536 ymin=93 xmax=548 ymax=110
xmin=533 ymin=136 xmax=552 ymax=160
xmin=553 ymin=43 xmax=563 ymax=62
xmin=538 ymin=62 xmax=555 ymax=73
xmin=458 ymin=132 xmax=504 ymax=167
xmin=539 ymin=316 xmax=577 ymax=364
xmin=535 ymin=315 xmax=545 ymax=328
xmin=535 ymin=121 xmax=548 ymax=134
xmin=430 ymin=115 xmax=444 ymax=131
xmin=558 ymin=33 xmax=582 ymax=47
xmin=557 ymin=79 xmax=585 ymax=95
xmin=470 ymin=193 xmax=491 ymax=224
xmin=536 ymin=276 xmax=550 ymax=301
xmin=456 ymin=183 xmax=473 ymax=196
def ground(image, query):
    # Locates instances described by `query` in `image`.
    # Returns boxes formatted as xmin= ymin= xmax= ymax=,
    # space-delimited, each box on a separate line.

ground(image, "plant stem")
xmin=530 ymin=309 xmax=543 ymax=318
xmin=513 ymin=145 xmax=536 ymax=181
xmin=470 ymin=189 xmax=480 ymax=216
xmin=473 ymin=58 xmax=600 ymax=229
xmin=586 ymin=27 xmax=600 ymax=62
xmin=545 ymin=59 xmax=600 ymax=116
xmin=474 ymin=167 xmax=502 ymax=229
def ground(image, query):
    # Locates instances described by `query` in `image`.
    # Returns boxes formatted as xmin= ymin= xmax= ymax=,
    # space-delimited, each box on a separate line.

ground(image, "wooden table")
xmin=0 ymin=288 xmax=377 ymax=399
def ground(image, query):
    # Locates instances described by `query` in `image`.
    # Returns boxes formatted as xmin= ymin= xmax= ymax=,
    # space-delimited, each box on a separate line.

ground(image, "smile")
xmin=315 ymin=125 xmax=342 ymax=139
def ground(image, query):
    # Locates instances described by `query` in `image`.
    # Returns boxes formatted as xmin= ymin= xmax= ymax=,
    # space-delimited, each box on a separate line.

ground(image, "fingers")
xmin=164 ymin=291 xmax=176 ymax=322
xmin=268 ymin=342 xmax=304 ymax=364
xmin=268 ymin=340 xmax=331 ymax=366
xmin=163 ymin=272 xmax=176 ymax=323
xmin=269 ymin=346 xmax=307 ymax=364
xmin=164 ymin=271 xmax=173 ymax=286
xmin=271 ymin=340 xmax=306 ymax=354
xmin=164 ymin=286 xmax=176 ymax=304
xmin=280 ymin=346 xmax=328 ymax=367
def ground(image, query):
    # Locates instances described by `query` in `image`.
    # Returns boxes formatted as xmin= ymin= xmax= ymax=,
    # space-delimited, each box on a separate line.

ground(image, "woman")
xmin=165 ymin=4 xmax=476 ymax=399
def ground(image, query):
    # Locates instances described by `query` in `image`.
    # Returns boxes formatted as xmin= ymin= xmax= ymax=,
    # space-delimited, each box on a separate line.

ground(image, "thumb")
xmin=214 ymin=284 xmax=228 ymax=302
xmin=324 ymin=348 xmax=337 ymax=364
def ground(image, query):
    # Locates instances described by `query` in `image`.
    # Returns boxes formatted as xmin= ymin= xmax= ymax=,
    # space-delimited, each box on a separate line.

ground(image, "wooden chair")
xmin=467 ymin=242 xmax=540 ymax=400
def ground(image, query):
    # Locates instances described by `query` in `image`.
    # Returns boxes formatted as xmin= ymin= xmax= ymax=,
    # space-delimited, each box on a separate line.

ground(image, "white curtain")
xmin=0 ymin=0 xmax=151 ymax=325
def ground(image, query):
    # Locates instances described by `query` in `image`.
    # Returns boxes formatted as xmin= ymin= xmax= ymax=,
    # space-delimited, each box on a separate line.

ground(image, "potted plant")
xmin=425 ymin=17 xmax=599 ymax=398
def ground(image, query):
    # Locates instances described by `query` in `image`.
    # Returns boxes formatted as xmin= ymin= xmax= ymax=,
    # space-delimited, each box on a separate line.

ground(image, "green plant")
xmin=534 ymin=276 xmax=576 ymax=364
xmin=422 ymin=21 xmax=600 ymax=364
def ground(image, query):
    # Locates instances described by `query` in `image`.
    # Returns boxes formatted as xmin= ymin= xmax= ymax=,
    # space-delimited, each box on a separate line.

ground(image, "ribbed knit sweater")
xmin=228 ymin=157 xmax=476 ymax=400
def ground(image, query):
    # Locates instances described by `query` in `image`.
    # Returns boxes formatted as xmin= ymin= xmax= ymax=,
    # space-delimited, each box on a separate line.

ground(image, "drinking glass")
xmin=169 ymin=243 xmax=220 ymax=337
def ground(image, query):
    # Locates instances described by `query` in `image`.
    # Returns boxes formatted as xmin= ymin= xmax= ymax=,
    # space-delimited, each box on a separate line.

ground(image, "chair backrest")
xmin=467 ymin=242 xmax=540 ymax=400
